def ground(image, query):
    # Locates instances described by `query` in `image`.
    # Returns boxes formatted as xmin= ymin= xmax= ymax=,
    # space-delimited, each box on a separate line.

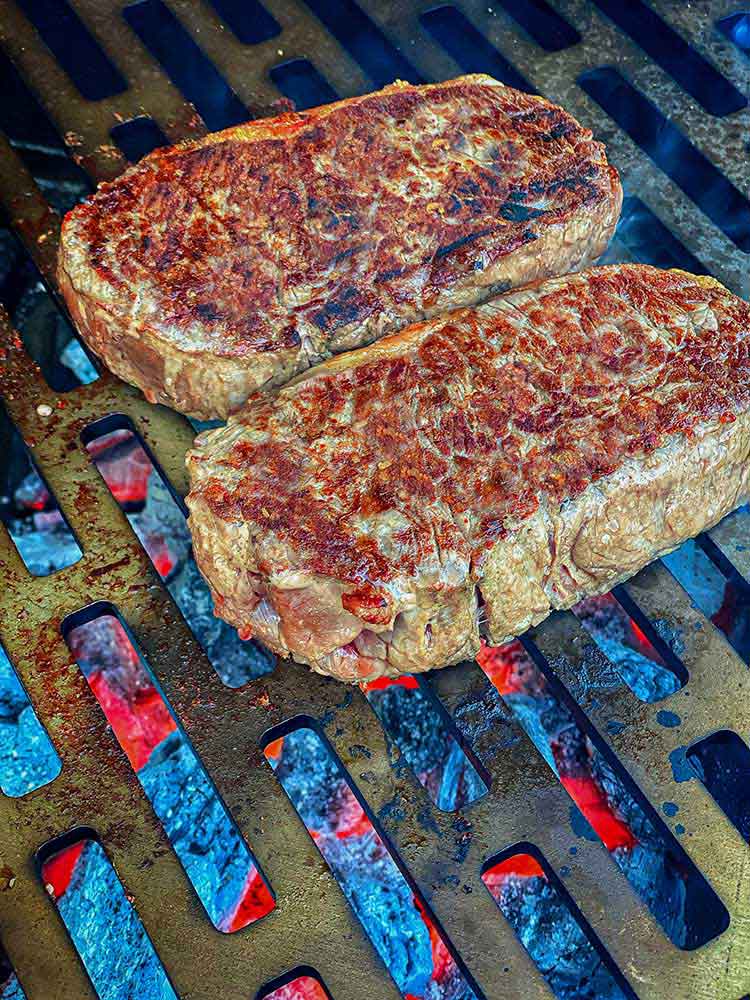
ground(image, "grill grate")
xmin=0 ymin=1 xmax=749 ymax=998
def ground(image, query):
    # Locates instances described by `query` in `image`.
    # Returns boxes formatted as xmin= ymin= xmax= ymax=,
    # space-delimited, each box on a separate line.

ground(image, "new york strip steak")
xmin=58 ymin=75 xmax=621 ymax=419
xmin=186 ymin=265 xmax=750 ymax=682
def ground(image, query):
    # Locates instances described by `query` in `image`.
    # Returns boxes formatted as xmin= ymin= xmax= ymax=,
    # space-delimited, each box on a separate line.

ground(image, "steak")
xmin=186 ymin=265 xmax=750 ymax=682
xmin=58 ymin=75 xmax=621 ymax=419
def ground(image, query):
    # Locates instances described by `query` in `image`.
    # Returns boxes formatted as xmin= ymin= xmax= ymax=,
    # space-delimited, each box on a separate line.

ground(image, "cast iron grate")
xmin=0 ymin=2 xmax=748 ymax=999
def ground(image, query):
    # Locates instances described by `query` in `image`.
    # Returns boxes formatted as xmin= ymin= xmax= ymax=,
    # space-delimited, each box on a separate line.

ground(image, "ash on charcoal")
xmin=0 ymin=450 xmax=81 ymax=576
xmin=478 ymin=641 xmax=729 ymax=949
xmin=0 ymin=644 xmax=60 ymax=796
xmin=46 ymin=839 xmax=178 ymax=1000
xmin=483 ymin=859 xmax=634 ymax=1000
xmin=364 ymin=679 xmax=487 ymax=812
xmin=267 ymin=727 xmax=479 ymax=1000
xmin=67 ymin=615 xmax=273 ymax=932
xmin=0 ymin=974 xmax=25 ymax=1000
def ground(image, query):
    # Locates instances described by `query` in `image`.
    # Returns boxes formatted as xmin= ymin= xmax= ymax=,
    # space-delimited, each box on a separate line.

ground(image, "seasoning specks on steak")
xmin=58 ymin=75 xmax=621 ymax=419
xmin=186 ymin=265 xmax=750 ymax=682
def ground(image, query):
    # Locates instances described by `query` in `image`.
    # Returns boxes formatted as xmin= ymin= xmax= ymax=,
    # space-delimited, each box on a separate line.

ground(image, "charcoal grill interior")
xmin=0 ymin=2 xmax=749 ymax=998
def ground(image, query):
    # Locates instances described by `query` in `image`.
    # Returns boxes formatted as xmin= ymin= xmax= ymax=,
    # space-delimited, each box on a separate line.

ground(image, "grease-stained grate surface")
xmin=0 ymin=1 xmax=748 ymax=999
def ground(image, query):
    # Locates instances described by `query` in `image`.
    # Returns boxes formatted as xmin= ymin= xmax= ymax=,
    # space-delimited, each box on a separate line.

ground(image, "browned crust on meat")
xmin=59 ymin=74 xmax=622 ymax=419
xmin=185 ymin=265 xmax=750 ymax=681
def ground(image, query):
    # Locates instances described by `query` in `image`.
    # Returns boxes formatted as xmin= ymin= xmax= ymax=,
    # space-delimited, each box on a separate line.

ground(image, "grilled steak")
xmin=186 ymin=265 xmax=750 ymax=682
xmin=58 ymin=75 xmax=621 ymax=420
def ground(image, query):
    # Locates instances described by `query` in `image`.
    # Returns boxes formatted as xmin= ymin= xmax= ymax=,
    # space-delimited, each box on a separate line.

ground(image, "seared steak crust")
xmin=59 ymin=75 xmax=621 ymax=419
xmin=186 ymin=265 xmax=750 ymax=681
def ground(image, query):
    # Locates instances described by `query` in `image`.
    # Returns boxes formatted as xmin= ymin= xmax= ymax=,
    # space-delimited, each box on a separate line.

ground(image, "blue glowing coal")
xmin=139 ymin=728 xmax=265 ymax=931
xmin=364 ymin=680 xmax=487 ymax=811
xmin=52 ymin=840 xmax=178 ymax=1000
xmin=485 ymin=866 xmax=631 ymax=1000
xmin=0 ymin=946 xmax=26 ymax=1000
xmin=67 ymin=615 xmax=273 ymax=932
xmin=0 ymin=644 xmax=60 ymax=796
xmin=269 ymin=727 xmax=479 ymax=1000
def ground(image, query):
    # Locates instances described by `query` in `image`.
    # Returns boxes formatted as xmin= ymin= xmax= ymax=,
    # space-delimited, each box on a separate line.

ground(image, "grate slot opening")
xmin=420 ymin=6 xmax=533 ymax=92
xmin=0 ymin=939 xmax=27 ymax=999
xmin=362 ymin=674 xmax=489 ymax=811
xmin=490 ymin=0 xmax=580 ymax=53
xmin=81 ymin=413 xmax=275 ymax=687
xmin=591 ymin=0 xmax=746 ymax=117
xmin=1 ymin=223 xmax=98 ymax=391
xmin=123 ymin=0 xmax=249 ymax=131
xmin=0 ymin=639 xmax=61 ymax=797
xmin=263 ymin=717 xmax=484 ymax=1000
xmin=363 ymin=674 xmax=489 ymax=811
xmin=482 ymin=843 xmax=638 ymax=1000
xmin=110 ymin=116 xmax=167 ymax=163
xmin=571 ymin=591 xmax=686 ymax=703
xmin=662 ymin=534 xmax=750 ymax=665
xmin=578 ymin=66 xmax=750 ymax=253
xmin=687 ymin=730 xmax=750 ymax=843
xmin=0 ymin=401 xmax=82 ymax=576
xmin=717 ymin=12 xmax=750 ymax=58
xmin=207 ymin=0 xmax=281 ymax=45
xmin=15 ymin=0 xmax=127 ymax=101
xmin=607 ymin=195 xmax=708 ymax=274
xmin=61 ymin=602 xmax=275 ymax=932
xmin=270 ymin=59 xmax=338 ymax=111
xmin=477 ymin=639 xmax=729 ymax=949
xmin=258 ymin=967 xmax=333 ymax=1000
xmin=0 ymin=47 xmax=91 ymax=212
xmin=302 ymin=0 xmax=424 ymax=88
xmin=37 ymin=828 xmax=179 ymax=1000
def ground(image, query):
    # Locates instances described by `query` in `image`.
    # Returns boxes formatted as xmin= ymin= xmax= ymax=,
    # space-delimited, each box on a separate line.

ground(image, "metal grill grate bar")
xmin=0 ymin=2 xmax=749 ymax=998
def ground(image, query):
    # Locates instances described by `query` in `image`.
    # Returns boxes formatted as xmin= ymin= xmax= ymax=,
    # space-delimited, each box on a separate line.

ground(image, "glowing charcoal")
xmin=482 ymin=851 xmax=635 ymax=999
xmin=662 ymin=534 xmax=750 ymax=664
xmin=361 ymin=675 xmax=488 ymax=810
xmin=572 ymin=592 xmax=683 ymax=702
xmin=477 ymin=640 xmax=729 ymax=949
xmin=0 ymin=406 xmax=81 ymax=576
xmin=84 ymin=421 xmax=274 ymax=686
xmin=64 ymin=612 xmax=274 ymax=932
xmin=40 ymin=836 xmax=178 ymax=1000
xmin=265 ymin=726 xmax=480 ymax=1000
xmin=0 ymin=642 xmax=60 ymax=796
xmin=261 ymin=972 xmax=331 ymax=1000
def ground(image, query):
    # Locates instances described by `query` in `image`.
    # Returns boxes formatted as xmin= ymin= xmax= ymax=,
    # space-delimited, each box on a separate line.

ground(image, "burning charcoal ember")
xmin=482 ymin=854 xmax=633 ymax=1000
xmin=0 ymin=412 xmax=81 ymax=576
xmin=3 ymin=464 xmax=80 ymax=576
xmin=87 ymin=430 xmax=153 ymax=509
xmin=0 ymin=644 xmax=60 ymax=796
xmin=362 ymin=677 xmax=487 ymax=811
xmin=0 ymin=943 xmax=26 ymax=1000
xmin=86 ymin=428 xmax=274 ymax=685
xmin=477 ymin=641 xmax=727 ymax=949
xmin=266 ymin=727 xmax=478 ymax=1000
xmin=572 ymin=594 xmax=681 ymax=702
xmin=66 ymin=615 xmax=274 ymax=931
xmin=663 ymin=534 xmax=750 ymax=663
xmin=41 ymin=838 xmax=178 ymax=1000
xmin=263 ymin=975 xmax=330 ymax=1000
